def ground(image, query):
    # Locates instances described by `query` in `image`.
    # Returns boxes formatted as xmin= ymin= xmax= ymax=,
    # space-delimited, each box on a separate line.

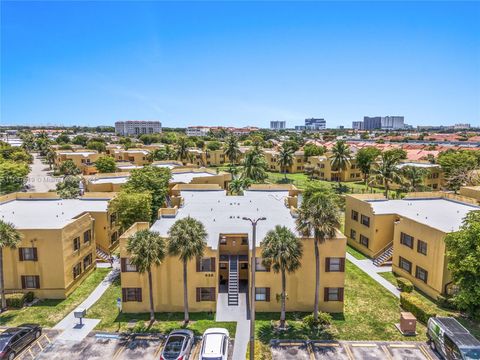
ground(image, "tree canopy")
xmin=95 ymin=156 xmax=117 ymax=173
xmin=109 ymin=191 xmax=153 ymax=231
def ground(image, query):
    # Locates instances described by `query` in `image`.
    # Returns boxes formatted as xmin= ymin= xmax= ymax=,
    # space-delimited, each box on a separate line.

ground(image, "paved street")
xmin=26 ymin=153 xmax=60 ymax=192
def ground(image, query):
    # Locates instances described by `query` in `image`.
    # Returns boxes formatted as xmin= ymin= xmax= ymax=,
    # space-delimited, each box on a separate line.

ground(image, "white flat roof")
xmin=0 ymin=198 xmax=109 ymax=229
xmin=153 ymin=163 xmax=179 ymax=169
xmin=58 ymin=151 xmax=96 ymax=157
xmin=367 ymin=198 xmax=479 ymax=232
xmin=90 ymin=171 xmax=215 ymax=185
xmin=150 ymin=190 xmax=297 ymax=249
xmin=397 ymin=163 xmax=440 ymax=169
xmin=116 ymin=164 xmax=142 ymax=170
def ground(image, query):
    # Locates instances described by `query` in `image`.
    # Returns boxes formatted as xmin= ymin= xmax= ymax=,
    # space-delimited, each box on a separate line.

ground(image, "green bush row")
xmin=400 ymin=292 xmax=437 ymax=323
xmin=6 ymin=292 xmax=35 ymax=308
xmin=396 ymin=277 xmax=413 ymax=292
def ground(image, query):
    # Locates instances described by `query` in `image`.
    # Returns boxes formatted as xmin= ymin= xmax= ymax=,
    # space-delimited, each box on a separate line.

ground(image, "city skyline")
xmin=2 ymin=1 xmax=479 ymax=128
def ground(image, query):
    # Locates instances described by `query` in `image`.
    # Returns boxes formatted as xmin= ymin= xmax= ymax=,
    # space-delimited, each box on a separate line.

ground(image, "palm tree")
xmin=296 ymin=188 xmax=341 ymax=322
xmin=261 ymin=225 xmax=303 ymax=329
xmin=242 ymin=150 xmax=268 ymax=182
xmin=369 ymin=150 xmax=403 ymax=198
xmin=0 ymin=220 xmax=22 ymax=311
xmin=168 ymin=217 xmax=207 ymax=324
xmin=277 ymin=144 xmax=294 ymax=180
xmin=355 ymin=147 xmax=381 ymax=185
xmin=229 ymin=178 xmax=252 ymax=195
xmin=176 ymin=137 xmax=190 ymax=165
xmin=45 ymin=148 xmax=56 ymax=170
xmin=400 ymin=165 xmax=428 ymax=192
xmin=329 ymin=141 xmax=352 ymax=181
xmin=126 ymin=229 xmax=166 ymax=322
xmin=224 ymin=135 xmax=240 ymax=168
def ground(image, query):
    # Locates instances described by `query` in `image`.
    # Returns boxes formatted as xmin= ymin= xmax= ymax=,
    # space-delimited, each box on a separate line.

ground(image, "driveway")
xmin=26 ymin=153 xmax=60 ymax=192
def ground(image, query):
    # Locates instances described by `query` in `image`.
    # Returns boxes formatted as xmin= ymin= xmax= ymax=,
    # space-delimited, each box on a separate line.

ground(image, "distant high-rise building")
xmin=186 ymin=126 xmax=210 ymax=137
xmin=270 ymin=121 xmax=286 ymax=130
xmin=305 ymin=118 xmax=326 ymax=130
xmin=381 ymin=116 xmax=405 ymax=130
xmin=352 ymin=121 xmax=364 ymax=130
xmin=115 ymin=121 xmax=162 ymax=136
xmin=454 ymin=123 xmax=471 ymax=130
xmin=363 ymin=116 xmax=382 ymax=130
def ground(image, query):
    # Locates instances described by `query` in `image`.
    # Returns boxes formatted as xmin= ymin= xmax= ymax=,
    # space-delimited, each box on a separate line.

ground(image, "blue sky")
xmin=1 ymin=1 xmax=479 ymax=128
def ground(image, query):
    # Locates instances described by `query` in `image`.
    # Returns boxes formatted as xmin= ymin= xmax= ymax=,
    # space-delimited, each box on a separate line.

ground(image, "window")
xmin=255 ymin=258 xmax=269 ymax=272
xmin=19 ymin=248 xmax=37 ymax=261
xmin=83 ymin=230 xmax=92 ymax=244
xmin=197 ymin=257 xmax=215 ymax=272
xmin=400 ymin=232 xmax=414 ymax=249
xmin=110 ymin=213 xmax=117 ymax=226
xmin=324 ymin=287 xmax=344 ymax=301
xmin=415 ymin=266 xmax=428 ymax=283
xmin=83 ymin=253 xmax=93 ymax=270
xmin=351 ymin=210 xmax=359 ymax=221
xmin=359 ymin=234 xmax=369 ymax=248
xmin=219 ymin=236 xmax=227 ymax=245
xmin=121 ymin=258 xmax=138 ymax=272
xmin=122 ymin=288 xmax=142 ymax=302
xmin=350 ymin=229 xmax=356 ymax=240
xmin=21 ymin=275 xmax=40 ymax=289
xmin=241 ymin=237 xmax=248 ymax=245
xmin=255 ymin=287 xmax=270 ymax=301
xmin=111 ymin=232 xmax=118 ymax=244
xmin=361 ymin=215 xmax=370 ymax=227
xmin=219 ymin=263 xmax=228 ymax=270
xmin=73 ymin=263 xmax=82 ymax=280
xmin=240 ymin=263 xmax=248 ymax=270
xmin=73 ymin=237 xmax=80 ymax=252
xmin=196 ymin=287 xmax=215 ymax=301
xmin=417 ymin=240 xmax=427 ymax=255
xmin=432 ymin=172 xmax=439 ymax=179
xmin=399 ymin=256 xmax=412 ymax=274
xmin=326 ymin=258 xmax=345 ymax=272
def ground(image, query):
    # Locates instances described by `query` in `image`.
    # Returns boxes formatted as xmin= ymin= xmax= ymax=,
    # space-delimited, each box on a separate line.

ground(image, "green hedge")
xmin=6 ymin=293 xmax=25 ymax=308
xmin=397 ymin=277 xmax=413 ymax=292
xmin=400 ymin=292 xmax=437 ymax=323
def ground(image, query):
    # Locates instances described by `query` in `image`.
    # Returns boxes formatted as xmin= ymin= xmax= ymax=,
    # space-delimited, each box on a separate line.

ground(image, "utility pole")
xmin=242 ymin=216 xmax=266 ymax=360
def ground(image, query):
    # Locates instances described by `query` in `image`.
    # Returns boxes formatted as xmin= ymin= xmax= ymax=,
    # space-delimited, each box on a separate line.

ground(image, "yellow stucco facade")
xmin=306 ymin=155 xmax=362 ymax=182
xmin=54 ymin=150 xmax=101 ymax=175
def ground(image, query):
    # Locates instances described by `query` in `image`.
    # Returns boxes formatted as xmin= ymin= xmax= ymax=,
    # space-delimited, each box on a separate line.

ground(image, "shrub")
xmin=24 ymin=291 xmax=35 ymax=303
xmin=437 ymin=295 xmax=457 ymax=310
xmin=6 ymin=293 xmax=25 ymax=308
xmin=400 ymin=292 xmax=437 ymax=323
xmin=302 ymin=312 xmax=332 ymax=328
xmin=397 ymin=277 xmax=414 ymax=292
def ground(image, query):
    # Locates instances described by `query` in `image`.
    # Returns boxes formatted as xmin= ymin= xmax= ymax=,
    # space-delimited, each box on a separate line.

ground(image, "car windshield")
xmin=163 ymin=335 xmax=185 ymax=358
xmin=0 ymin=333 xmax=13 ymax=350
xmin=462 ymin=348 xmax=480 ymax=360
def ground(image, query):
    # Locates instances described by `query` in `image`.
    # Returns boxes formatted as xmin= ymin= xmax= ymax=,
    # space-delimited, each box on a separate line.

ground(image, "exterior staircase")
xmin=96 ymin=246 xmax=110 ymax=263
xmin=228 ymin=255 xmax=239 ymax=306
xmin=373 ymin=243 xmax=394 ymax=267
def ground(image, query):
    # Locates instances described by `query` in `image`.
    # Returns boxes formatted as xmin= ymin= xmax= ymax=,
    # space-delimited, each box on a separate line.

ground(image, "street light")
xmin=242 ymin=216 xmax=266 ymax=360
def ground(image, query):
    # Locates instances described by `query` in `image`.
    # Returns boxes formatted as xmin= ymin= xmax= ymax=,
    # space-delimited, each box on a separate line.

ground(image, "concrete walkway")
xmin=216 ymin=293 xmax=249 ymax=360
xmin=346 ymin=253 xmax=400 ymax=298
xmin=53 ymin=264 xmax=119 ymax=341
xmin=26 ymin=153 xmax=60 ymax=192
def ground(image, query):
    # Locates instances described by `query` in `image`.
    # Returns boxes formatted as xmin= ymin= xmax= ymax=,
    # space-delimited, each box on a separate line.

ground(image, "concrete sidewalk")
xmin=216 ymin=292 xmax=249 ymax=360
xmin=53 ymin=264 xmax=119 ymax=341
xmin=346 ymin=253 xmax=400 ymax=298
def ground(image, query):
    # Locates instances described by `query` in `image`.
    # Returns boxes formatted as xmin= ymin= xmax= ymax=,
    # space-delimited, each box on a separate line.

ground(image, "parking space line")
xmin=381 ymin=345 xmax=394 ymax=360
xmin=44 ymin=334 xmax=51 ymax=343
xmin=153 ymin=341 xmax=163 ymax=358
xmin=112 ymin=342 xmax=128 ymax=360
xmin=28 ymin=348 xmax=34 ymax=359
xmin=314 ymin=342 xmax=340 ymax=347
xmin=307 ymin=342 xmax=315 ymax=360
xmin=344 ymin=343 xmax=355 ymax=360
xmin=419 ymin=345 xmax=434 ymax=360
xmin=280 ymin=342 xmax=305 ymax=346
xmin=351 ymin=343 xmax=378 ymax=347
xmin=389 ymin=344 xmax=416 ymax=348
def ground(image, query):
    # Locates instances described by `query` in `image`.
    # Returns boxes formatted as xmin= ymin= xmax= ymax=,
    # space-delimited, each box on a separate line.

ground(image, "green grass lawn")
xmin=88 ymin=277 xmax=236 ymax=336
xmin=0 ymin=268 xmax=110 ymax=327
xmin=255 ymin=261 xmax=427 ymax=343
xmin=346 ymin=244 xmax=369 ymax=260
xmin=378 ymin=271 xmax=398 ymax=286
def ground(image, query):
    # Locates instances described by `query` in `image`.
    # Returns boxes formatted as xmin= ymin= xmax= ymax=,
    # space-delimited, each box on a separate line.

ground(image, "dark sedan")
xmin=0 ymin=324 xmax=42 ymax=360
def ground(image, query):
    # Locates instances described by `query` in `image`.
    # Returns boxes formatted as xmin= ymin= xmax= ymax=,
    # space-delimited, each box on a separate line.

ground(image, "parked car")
xmin=427 ymin=317 xmax=480 ymax=360
xmin=198 ymin=328 xmax=229 ymax=360
xmin=160 ymin=329 xmax=194 ymax=360
xmin=0 ymin=324 xmax=42 ymax=360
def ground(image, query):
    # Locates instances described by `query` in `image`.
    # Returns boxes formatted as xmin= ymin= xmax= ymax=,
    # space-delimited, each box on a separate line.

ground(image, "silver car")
xmin=160 ymin=329 xmax=194 ymax=360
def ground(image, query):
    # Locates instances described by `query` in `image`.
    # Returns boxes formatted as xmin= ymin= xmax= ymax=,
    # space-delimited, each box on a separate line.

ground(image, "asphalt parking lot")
xmin=272 ymin=341 xmax=440 ymax=360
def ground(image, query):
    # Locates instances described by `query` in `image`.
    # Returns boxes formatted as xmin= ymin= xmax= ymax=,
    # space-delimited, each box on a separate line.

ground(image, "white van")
xmin=427 ymin=317 xmax=480 ymax=359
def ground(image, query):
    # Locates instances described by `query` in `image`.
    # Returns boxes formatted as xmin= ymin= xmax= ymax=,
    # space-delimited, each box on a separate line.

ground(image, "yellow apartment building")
xmin=263 ymin=150 xmax=306 ymax=173
xmin=345 ymin=192 xmax=480 ymax=299
xmin=113 ymin=148 xmax=151 ymax=166
xmin=305 ymin=155 xmax=362 ymax=182
xmin=394 ymin=162 xmax=445 ymax=190
xmin=0 ymin=192 xmax=118 ymax=299
xmin=85 ymin=168 xmax=232 ymax=193
xmin=459 ymin=185 xmax=480 ymax=201
xmin=119 ymin=184 xmax=346 ymax=314
xmin=55 ymin=150 xmax=101 ymax=175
